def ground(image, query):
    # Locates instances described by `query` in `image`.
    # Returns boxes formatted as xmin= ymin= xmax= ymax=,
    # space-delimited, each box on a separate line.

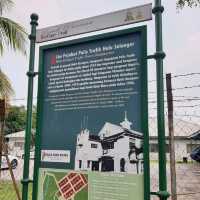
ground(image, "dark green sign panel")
xmin=34 ymin=26 xmax=149 ymax=200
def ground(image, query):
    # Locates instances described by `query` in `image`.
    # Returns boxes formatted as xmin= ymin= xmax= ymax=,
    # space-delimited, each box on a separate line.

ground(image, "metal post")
xmin=22 ymin=13 xmax=38 ymax=200
xmin=166 ymin=73 xmax=177 ymax=200
xmin=152 ymin=1 xmax=170 ymax=199
xmin=0 ymin=99 xmax=5 ymax=177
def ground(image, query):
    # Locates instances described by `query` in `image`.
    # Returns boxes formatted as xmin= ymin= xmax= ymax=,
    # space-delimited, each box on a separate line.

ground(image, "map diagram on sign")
xmin=41 ymin=171 xmax=88 ymax=200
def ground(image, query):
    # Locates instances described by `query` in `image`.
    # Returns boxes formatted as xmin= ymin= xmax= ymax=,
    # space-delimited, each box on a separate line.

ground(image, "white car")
xmin=0 ymin=155 xmax=18 ymax=169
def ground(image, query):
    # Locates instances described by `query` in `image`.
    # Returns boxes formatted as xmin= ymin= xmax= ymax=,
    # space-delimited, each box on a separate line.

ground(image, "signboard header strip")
xmin=36 ymin=3 xmax=152 ymax=43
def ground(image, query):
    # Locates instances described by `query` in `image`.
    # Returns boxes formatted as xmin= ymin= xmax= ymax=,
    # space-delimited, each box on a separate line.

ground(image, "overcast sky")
xmin=0 ymin=0 xmax=200 ymax=123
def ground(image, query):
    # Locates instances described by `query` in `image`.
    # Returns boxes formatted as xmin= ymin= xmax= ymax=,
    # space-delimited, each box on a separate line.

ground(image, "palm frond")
xmin=0 ymin=0 xmax=13 ymax=15
xmin=0 ymin=17 xmax=27 ymax=55
xmin=177 ymin=0 xmax=200 ymax=8
xmin=0 ymin=69 xmax=14 ymax=100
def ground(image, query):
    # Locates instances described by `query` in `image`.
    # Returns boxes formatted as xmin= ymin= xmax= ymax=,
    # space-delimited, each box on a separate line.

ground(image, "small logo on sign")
xmin=51 ymin=55 xmax=57 ymax=65
xmin=125 ymin=10 xmax=144 ymax=22
xmin=41 ymin=150 xmax=70 ymax=163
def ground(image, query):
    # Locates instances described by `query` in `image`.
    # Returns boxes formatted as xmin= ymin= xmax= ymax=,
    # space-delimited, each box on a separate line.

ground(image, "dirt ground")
xmin=151 ymin=162 xmax=200 ymax=200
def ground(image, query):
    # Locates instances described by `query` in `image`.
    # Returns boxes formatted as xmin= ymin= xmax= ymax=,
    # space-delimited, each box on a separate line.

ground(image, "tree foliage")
xmin=177 ymin=0 xmax=200 ymax=8
xmin=5 ymin=105 xmax=36 ymax=135
xmin=0 ymin=0 xmax=27 ymax=102
xmin=0 ymin=69 xmax=14 ymax=100
xmin=5 ymin=105 xmax=26 ymax=134
xmin=0 ymin=0 xmax=27 ymax=55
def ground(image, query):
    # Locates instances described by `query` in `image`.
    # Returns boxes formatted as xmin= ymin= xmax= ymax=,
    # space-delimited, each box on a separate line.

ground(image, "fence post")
xmin=166 ymin=73 xmax=177 ymax=200
xmin=21 ymin=13 xmax=38 ymax=200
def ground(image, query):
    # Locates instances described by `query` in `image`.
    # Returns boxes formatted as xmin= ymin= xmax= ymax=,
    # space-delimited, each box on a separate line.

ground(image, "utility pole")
xmin=166 ymin=73 xmax=177 ymax=200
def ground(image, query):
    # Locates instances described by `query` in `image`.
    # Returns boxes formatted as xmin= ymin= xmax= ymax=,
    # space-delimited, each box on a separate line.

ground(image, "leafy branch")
xmin=177 ymin=0 xmax=200 ymax=9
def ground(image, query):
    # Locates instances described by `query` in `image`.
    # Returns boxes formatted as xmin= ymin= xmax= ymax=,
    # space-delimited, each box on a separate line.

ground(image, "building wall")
xmin=7 ymin=137 xmax=25 ymax=157
xmin=75 ymin=130 xmax=102 ymax=171
xmin=75 ymin=130 xmax=143 ymax=173
xmin=150 ymin=139 xmax=200 ymax=161
xmin=106 ymin=136 xmax=130 ymax=172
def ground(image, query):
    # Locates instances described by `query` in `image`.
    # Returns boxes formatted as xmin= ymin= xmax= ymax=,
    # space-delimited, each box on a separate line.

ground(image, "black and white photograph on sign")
xmin=74 ymin=112 xmax=144 ymax=174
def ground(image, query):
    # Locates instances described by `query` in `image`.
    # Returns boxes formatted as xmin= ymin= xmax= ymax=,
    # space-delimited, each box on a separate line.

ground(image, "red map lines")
xmin=57 ymin=172 xmax=87 ymax=200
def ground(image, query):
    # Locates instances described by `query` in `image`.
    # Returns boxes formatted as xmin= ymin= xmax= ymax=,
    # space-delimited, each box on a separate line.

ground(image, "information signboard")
xmin=34 ymin=26 xmax=148 ymax=200
xmin=36 ymin=3 xmax=152 ymax=43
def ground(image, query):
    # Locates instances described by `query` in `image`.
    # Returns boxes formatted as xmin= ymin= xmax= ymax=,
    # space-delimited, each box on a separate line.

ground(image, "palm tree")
xmin=0 ymin=69 xmax=14 ymax=100
xmin=0 ymin=0 xmax=26 ymax=174
xmin=0 ymin=0 xmax=27 ymax=55
xmin=0 ymin=0 xmax=27 ymax=99
xmin=177 ymin=0 xmax=200 ymax=8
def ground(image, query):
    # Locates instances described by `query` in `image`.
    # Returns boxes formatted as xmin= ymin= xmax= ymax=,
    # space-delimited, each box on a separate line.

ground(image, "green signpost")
xmin=22 ymin=1 xmax=169 ymax=200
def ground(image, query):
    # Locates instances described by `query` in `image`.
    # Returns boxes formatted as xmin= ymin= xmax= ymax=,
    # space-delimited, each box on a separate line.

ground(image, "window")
xmin=187 ymin=144 xmax=200 ymax=153
xmin=150 ymin=144 xmax=158 ymax=153
xmin=102 ymin=142 xmax=114 ymax=150
xmin=79 ymin=160 xmax=82 ymax=169
xmin=91 ymin=143 xmax=98 ymax=148
xmin=150 ymin=144 xmax=169 ymax=153
xmin=87 ymin=160 xmax=90 ymax=168
xmin=14 ymin=142 xmax=24 ymax=148
xmin=129 ymin=142 xmax=135 ymax=150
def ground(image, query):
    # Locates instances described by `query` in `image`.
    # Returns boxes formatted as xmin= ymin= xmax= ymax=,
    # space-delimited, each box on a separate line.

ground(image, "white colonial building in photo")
xmin=75 ymin=113 xmax=143 ymax=174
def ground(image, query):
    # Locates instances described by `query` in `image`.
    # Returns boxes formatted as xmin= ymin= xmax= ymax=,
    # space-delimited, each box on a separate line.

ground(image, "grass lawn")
xmin=0 ymin=181 xmax=32 ymax=200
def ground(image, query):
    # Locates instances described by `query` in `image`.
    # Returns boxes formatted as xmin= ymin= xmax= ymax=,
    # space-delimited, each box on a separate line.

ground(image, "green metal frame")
xmin=22 ymin=14 xmax=38 ymax=200
xmin=149 ymin=0 xmax=170 ymax=200
xmin=25 ymin=1 xmax=170 ymax=200
xmin=32 ymin=25 xmax=150 ymax=200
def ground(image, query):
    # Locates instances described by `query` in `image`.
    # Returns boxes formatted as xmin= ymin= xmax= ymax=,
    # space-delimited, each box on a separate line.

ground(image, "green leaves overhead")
xmin=5 ymin=105 xmax=37 ymax=135
xmin=0 ymin=17 xmax=27 ymax=55
xmin=0 ymin=69 xmax=14 ymax=100
xmin=0 ymin=0 xmax=13 ymax=15
xmin=0 ymin=0 xmax=27 ymax=55
xmin=177 ymin=0 xmax=200 ymax=8
xmin=0 ymin=0 xmax=27 ymax=102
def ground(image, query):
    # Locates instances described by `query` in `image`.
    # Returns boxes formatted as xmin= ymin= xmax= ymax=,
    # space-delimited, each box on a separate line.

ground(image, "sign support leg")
xmin=21 ymin=13 xmax=38 ymax=200
xmin=153 ymin=1 xmax=170 ymax=199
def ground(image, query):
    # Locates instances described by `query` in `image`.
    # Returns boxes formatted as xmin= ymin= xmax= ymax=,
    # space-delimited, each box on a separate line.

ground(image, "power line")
xmin=149 ymin=72 xmax=200 ymax=83
xmin=173 ymin=104 xmax=200 ymax=108
xmin=149 ymin=98 xmax=200 ymax=104
xmin=149 ymin=84 xmax=200 ymax=94
xmin=149 ymin=105 xmax=200 ymax=110
xmin=173 ymin=95 xmax=200 ymax=99
xmin=173 ymin=72 xmax=200 ymax=78
xmin=175 ymin=114 xmax=200 ymax=118
xmin=172 ymin=84 xmax=200 ymax=91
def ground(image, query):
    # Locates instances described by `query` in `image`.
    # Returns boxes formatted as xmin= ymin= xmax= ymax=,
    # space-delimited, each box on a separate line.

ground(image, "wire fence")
xmin=149 ymin=72 xmax=200 ymax=200
xmin=0 ymin=72 xmax=200 ymax=200
xmin=149 ymin=116 xmax=200 ymax=200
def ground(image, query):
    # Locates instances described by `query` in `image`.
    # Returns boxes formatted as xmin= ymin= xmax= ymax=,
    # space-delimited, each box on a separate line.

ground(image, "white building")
xmin=5 ymin=130 xmax=35 ymax=158
xmin=75 ymin=113 xmax=143 ymax=174
xmin=149 ymin=117 xmax=200 ymax=161
xmin=5 ymin=131 xmax=25 ymax=157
